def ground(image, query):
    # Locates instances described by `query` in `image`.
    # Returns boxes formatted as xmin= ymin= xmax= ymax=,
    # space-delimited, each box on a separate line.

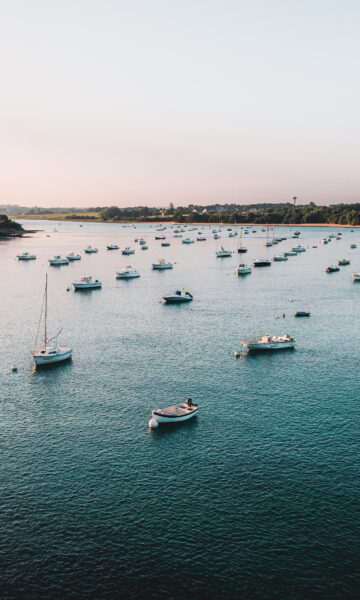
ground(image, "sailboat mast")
xmin=44 ymin=274 xmax=48 ymax=347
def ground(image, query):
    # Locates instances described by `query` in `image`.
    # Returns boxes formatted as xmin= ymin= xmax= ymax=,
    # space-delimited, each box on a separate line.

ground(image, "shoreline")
xmin=13 ymin=216 xmax=360 ymax=228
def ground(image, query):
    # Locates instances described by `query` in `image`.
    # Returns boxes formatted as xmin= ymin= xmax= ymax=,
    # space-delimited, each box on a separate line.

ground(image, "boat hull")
xmin=116 ymin=273 xmax=140 ymax=279
xmin=163 ymin=296 xmax=192 ymax=303
xmin=73 ymin=283 xmax=102 ymax=289
xmin=152 ymin=265 xmax=172 ymax=269
xmin=242 ymin=341 xmax=295 ymax=352
xmin=33 ymin=348 xmax=72 ymax=365
xmin=152 ymin=407 xmax=198 ymax=423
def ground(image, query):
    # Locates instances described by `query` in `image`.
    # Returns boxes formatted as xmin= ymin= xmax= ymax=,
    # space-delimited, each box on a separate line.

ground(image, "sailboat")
xmin=32 ymin=275 xmax=72 ymax=366
xmin=237 ymin=229 xmax=247 ymax=253
xmin=264 ymin=225 xmax=273 ymax=247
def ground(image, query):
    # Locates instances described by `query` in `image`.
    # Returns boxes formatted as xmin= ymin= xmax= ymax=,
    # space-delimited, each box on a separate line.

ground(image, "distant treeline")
xmin=98 ymin=203 xmax=360 ymax=225
xmin=6 ymin=201 xmax=360 ymax=225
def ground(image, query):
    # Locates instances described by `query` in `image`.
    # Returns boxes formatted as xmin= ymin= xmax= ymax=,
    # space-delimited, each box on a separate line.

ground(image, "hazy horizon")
xmin=2 ymin=0 xmax=360 ymax=208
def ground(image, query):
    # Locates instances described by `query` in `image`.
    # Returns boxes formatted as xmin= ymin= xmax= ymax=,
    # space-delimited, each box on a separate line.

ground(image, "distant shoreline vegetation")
xmin=4 ymin=201 xmax=360 ymax=226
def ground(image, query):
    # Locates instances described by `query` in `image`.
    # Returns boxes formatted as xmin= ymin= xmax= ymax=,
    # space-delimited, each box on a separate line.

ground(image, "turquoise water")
xmin=1 ymin=222 xmax=360 ymax=599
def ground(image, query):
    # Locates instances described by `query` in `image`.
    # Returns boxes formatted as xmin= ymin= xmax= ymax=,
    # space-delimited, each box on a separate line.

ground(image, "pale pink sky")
xmin=1 ymin=0 xmax=360 ymax=207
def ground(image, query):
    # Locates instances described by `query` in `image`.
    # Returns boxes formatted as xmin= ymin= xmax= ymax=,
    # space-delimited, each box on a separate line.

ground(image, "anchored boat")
xmin=72 ymin=276 xmax=102 ymax=290
xmin=116 ymin=266 xmax=140 ymax=279
xmin=32 ymin=275 xmax=72 ymax=367
xmin=149 ymin=399 xmax=198 ymax=428
xmin=17 ymin=252 xmax=36 ymax=260
xmin=242 ymin=334 xmax=295 ymax=352
xmin=163 ymin=290 xmax=193 ymax=303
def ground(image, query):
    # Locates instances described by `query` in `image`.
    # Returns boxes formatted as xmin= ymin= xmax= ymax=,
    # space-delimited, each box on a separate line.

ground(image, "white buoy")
xmin=149 ymin=418 xmax=159 ymax=428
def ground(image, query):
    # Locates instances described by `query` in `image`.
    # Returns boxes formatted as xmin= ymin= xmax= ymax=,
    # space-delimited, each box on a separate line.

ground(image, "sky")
xmin=1 ymin=0 xmax=360 ymax=208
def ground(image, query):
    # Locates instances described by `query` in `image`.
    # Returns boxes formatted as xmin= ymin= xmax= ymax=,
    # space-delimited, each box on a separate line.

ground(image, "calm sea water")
xmin=1 ymin=221 xmax=360 ymax=599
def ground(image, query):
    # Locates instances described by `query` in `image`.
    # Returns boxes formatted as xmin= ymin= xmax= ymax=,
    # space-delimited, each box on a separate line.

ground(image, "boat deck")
xmin=154 ymin=403 xmax=197 ymax=417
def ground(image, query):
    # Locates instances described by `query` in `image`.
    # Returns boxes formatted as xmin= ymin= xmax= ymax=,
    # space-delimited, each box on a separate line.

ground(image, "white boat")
xmin=352 ymin=272 xmax=360 ymax=281
xmin=242 ymin=334 xmax=295 ymax=352
xmin=107 ymin=244 xmax=119 ymax=250
xmin=273 ymin=255 xmax=288 ymax=261
xmin=163 ymin=290 xmax=193 ymax=303
xmin=49 ymin=256 xmax=69 ymax=265
xmin=32 ymin=275 xmax=72 ymax=367
xmin=152 ymin=259 xmax=173 ymax=270
xmin=116 ymin=266 xmax=140 ymax=279
xmin=321 ymin=238 xmax=328 ymax=245
xmin=155 ymin=234 xmax=166 ymax=240
xmin=141 ymin=245 xmax=148 ymax=250
xmin=66 ymin=252 xmax=81 ymax=261
xmin=236 ymin=264 xmax=252 ymax=275
xmin=122 ymin=247 xmax=135 ymax=255
xmin=182 ymin=238 xmax=194 ymax=244
xmin=139 ymin=239 xmax=147 ymax=245
xmin=72 ymin=276 xmax=102 ymax=289
xmin=292 ymin=245 xmax=306 ymax=252
xmin=84 ymin=246 xmax=98 ymax=253
xmin=17 ymin=252 xmax=36 ymax=260
xmin=197 ymin=236 xmax=206 ymax=241
xmin=350 ymin=244 xmax=357 ymax=249
xmin=161 ymin=241 xmax=170 ymax=246
xmin=284 ymin=251 xmax=297 ymax=256
xmin=337 ymin=258 xmax=350 ymax=266
xmin=149 ymin=399 xmax=198 ymax=427
xmin=216 ymin=247 xmax=232 ymax=257
xmin=214 ymin=234 xmax=220 ymax=240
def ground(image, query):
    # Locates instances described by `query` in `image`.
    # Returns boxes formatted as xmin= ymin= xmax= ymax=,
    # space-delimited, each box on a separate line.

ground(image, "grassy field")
xmin=12 ymin=212 xmax=101 ymax=221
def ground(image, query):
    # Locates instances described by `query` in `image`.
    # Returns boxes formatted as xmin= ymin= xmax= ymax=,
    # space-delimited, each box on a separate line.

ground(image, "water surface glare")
xmin=1 ymin=222 xmax=360 ymax=599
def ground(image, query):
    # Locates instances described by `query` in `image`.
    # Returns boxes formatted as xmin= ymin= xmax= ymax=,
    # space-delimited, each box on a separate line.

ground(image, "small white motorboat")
xmin=66 ymin=252 xmax=81 ymax=261
xmin=163 ymin=290 xmax=193 ymax=303
xmin=84 ymin=246 xmax=98 ymax=253
xmin=116 ymin=266 xmax=140 ymax=279
xmin=182 ymin=238 xmax=194 ymax=244
xmin=236 ymin=264 xmax=252 ymax=275
xmin=292 ymin=245 xmax=306 ymax=252
xmin=152 ymin=259 xmax=173 ymax=270
xmin=107 ymin=244 xmax=119 ymax=250
xmin=273 ymin=255 xmax=288 ymax=261
xmin=216 ymin=247 xmax=232 ymax=258
xmin=17 ymin=252 xmax=36 ymax=260
xmin=321 ymin=238 xmax=328 ymax=245
xmin=337 ymin=258 xmax=350 ymax=266
xmin=155 ymin=234 xmax=166 ymax=240
xmin=284 ymin=251 xmax=297 ymax=256
xmin=141 ymin=245 xmax=148 ymax=250
xmin=197 ymin=236 xmax=206 ymax=241
xmin=149 ymin=398 xmax=198 ymax=427
xmin=242 ymin=334 xmax=295 ymax=352
xmin=139 ymin=239 xmax=147 ymax=245
xmin=49 ymin=256 xmax=69 ymax=266
xmin=122 ymin=247 xmax=135 ymax=255
xmin=161 ymin=241 xmax=170 ymax=247
xmin=350 ymin=244 xmax=357 ymax=249
xmin=351 ymin=272 xmax=360 ymax=281
xmin=73 ymin=276 xmax=102 ymax=289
